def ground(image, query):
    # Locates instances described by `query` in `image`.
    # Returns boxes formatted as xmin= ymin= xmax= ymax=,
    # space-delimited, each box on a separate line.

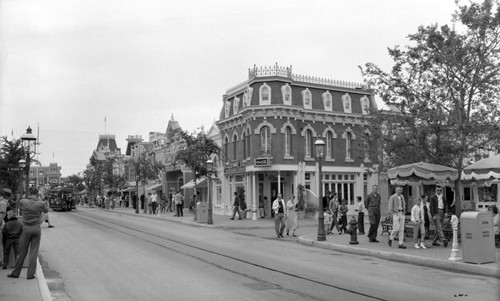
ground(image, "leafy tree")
xmin=174 ymin=129 xmax=222 ymax=182
xmin=101 ymin=157 xmax=126 ymax=192
xmin=133 ymin=151 xmax=163 ymax=213
xmin=361 ymin=0 xmax=500 ymax=214
xmin=65 ymin=173 xmax=86 ymax=191
xmin=0 ymin=137 xmax=25 ymax=196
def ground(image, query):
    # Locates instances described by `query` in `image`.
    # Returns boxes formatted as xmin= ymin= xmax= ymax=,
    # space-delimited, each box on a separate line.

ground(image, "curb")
xmin=297 ymin=235 xmax=500 ymax=278
xmin=36 ymin=257 xmax=51 ymax=301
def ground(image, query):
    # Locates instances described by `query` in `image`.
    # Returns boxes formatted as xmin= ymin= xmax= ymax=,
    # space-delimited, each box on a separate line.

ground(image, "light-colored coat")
xmin=388 ymin=193 xmax=406 ymax=214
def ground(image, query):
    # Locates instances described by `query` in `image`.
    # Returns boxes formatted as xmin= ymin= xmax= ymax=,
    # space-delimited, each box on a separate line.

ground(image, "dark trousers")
xmin=231 ymin=206 xmax=242 ymax=219
xmin=340 ymin=215 xmax=347 ymax=232
xmin=11 ymin=225 xmax=41 ymax=278
xmin=367 ymin=207 xmax=381 ymax=240
xmin=2 ymin=238 xmax=20 ymax=268
xmin=151 ymin=202 xmax=157 ymax=214
xmin=358 ymin=212 xmax=365 ymax=234
xmin=329 ymin=213 xmax=339 ymax=232
xmin=274 ymin=212 xmax=286 ymax=236
xmin=176 ymin=204 xmax=183 ymax=216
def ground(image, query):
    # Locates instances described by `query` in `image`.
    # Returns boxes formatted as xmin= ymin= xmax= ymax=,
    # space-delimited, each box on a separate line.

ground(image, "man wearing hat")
xmin=0 ymin=188 xmax=10 ymax=268
xmin=7 ymin=187 xmax=49 ymax=279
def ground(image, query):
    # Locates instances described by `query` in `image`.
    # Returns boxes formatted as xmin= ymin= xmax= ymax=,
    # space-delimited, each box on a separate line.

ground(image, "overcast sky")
xmin=0 ymin=0 xmax=459 ymax=176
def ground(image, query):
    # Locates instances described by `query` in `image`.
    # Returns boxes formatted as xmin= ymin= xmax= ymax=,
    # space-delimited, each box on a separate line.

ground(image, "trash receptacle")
xmin=197 ymin=202 xmax=208 ymax=223
xmin=460 ymin=212 xmax=495 ymax=264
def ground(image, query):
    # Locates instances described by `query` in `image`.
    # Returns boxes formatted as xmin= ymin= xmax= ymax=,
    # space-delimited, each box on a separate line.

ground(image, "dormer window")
xmin=301 ymin=88 xmax=312 ymax=109
xmin=360 ymin=95 xmax=370 ymax=114
xmin=259 ymin=83 xmax=271 ymax=105
xmin=233 ymin=96 xmax=240 ymax=114
xmin=342 ymin=93 xmax=352 ymax=113
xmin=242 ymin=93 xmax=248 ymax=108
xmin=322 ymin=91 xmax=332 ymax=111
xmin=281 ymin=84 xmax=292 ymax=105
xmin=247 ymin=86 xmax=253 ymax=106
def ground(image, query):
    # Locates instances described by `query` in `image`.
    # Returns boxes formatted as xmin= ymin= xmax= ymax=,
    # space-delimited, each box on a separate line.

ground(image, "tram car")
xmin=48 ymin=187 xmax=76 ymax=211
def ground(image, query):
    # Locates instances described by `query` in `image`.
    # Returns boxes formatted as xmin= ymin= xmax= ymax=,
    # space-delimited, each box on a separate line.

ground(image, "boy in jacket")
xmin=2 ymin=210 xmax=23 ymax=269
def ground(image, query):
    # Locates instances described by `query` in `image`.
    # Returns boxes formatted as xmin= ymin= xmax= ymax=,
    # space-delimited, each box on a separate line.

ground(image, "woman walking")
xmin=285 ymin=195 xmax=299 ymax=237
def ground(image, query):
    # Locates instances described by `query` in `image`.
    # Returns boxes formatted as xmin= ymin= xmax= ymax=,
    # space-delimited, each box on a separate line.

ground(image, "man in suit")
xmin=429 ymin=186 xmax=448 ymax=247
xmin=365 ymin=185 xmax=381 ymax=243
xmin=272 ymin=194 xmax=287 ymax=238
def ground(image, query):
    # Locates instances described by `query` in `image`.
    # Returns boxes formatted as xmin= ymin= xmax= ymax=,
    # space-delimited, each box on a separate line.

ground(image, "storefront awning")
xmin=146 ymin=183 xmax=163 ymax=191
xmin=120 ymin=186 xmax=136 ymax=192
xmin=180 ymin=177 xmax=207 ymax=189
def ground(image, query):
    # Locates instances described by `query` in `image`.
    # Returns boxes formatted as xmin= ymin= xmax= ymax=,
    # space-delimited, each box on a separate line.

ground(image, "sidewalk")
xmin=0 ymin=258 xmax=51 ymax=301
xmin=107 ymin=206 xmax=500 ymax=278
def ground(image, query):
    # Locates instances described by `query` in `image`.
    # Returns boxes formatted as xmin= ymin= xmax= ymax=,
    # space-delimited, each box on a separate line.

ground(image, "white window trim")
xmin=360 ymin=95 xmax=370 ymax=115
xmin=233 ymin=96 xmax=240 ymax=114
xmin=301 ymin=88 xmax=312 ymax=109
xmin=342 ymin=93 xmax=352 ymax=113
xmin=322 ymin=91 xmax=333 ymax=111
xmin=259 ymin=83 xmax=271 ymax=105
xmin=224 ymin=100 xmax=231 ymax=118
xmin=281 ymin=83 xmax=292 ymax=105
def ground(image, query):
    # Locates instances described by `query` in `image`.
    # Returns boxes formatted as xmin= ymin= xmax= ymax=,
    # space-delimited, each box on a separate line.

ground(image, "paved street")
xmin=33 ymin=207 xmax=499 ymax=301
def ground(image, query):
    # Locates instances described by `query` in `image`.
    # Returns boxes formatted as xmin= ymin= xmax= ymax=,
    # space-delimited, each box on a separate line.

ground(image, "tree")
xmin=174 ymin=129 xmax=222 ymax=183
xmin=101 ymin=157 xmax=126 ymax=193
xmin=133 ymin=151 xmax=163 ymax=213
xmin=361 ymin=0 xmax=500 ymax=214
xmin=0 ymin=137 xmax=25 ymax=196
xmin=65 ymin=173 xmax=86 ymax=191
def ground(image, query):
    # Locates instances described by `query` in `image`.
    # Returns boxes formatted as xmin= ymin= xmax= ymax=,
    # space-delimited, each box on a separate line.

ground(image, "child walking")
xmin=411 ymin=196 xmax=427 ymax=249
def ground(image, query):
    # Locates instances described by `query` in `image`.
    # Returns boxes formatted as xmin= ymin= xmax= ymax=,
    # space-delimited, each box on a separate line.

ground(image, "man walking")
xmin=272 ymin=194 xmax=287 ymax=238
xmin=230 ymin=192 xmax=242 ymax=220
xmin=388 ymin=186 xmax=406 ymax=249
xmin=365 ymin=185 xmax=381 ymax=242
xmin=174 ymin=191 xmax=184 ymax=217
xmin=430 ymin=186 xmax=448 ymax=247
xmin=8 ymin=188 xmax=49 ymax=279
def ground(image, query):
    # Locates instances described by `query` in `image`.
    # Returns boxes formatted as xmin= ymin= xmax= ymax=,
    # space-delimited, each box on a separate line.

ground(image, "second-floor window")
xmin=346 ymin=132 xmax=353 ymax=160
xmin=260 ymin=126 xmax=271 ymax=155
xmin=326 ymin=131 xmax=334 ymax=159
xmin=305 ymin=129 xmax=312 ymax=158
xmin=259 ymin=83 xmax=271 ymax=105
xmin=284 ymin=127 xmax=291 ymax=156
xmin=233 ymin=134 xmax=238 ymax=160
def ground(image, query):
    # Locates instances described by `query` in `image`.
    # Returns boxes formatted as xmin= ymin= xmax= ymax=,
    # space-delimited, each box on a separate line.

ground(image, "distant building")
xmin=29 ymin=162 xmax=62 ymax=187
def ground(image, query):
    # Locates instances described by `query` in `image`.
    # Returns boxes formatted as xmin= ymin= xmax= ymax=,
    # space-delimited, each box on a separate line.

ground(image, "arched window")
xmin=242 ymin=131 xmax=246 ymax=159
xmin=259 ymin=83 xmax=271 ymax=105
xmin=246 ymin=128 xmax=251 ymax=158
xmin=342 ymin=93 xmax=352 ymax=113
xmin=360 ymin=95 xmax=370 ymax=114
xmin=233 ymin=96 xmax=240 ymax=114
xmin=305 ymin=129 xmax=313 ymax=158
xmin=346 ymin=132 xmax=352 ymax=160
xmin=224 ymin=136 xmax=229 ymax=159
xmin=284 ymin=127 xmax=292 ymax=156
xmin=302 ymin=89 xmax=312 ymax=109
xmin=260 ymin=126 xmax=271 ymax=155
xmin=233 ymin=134 xmax=238 ymax=160
xmin=326 ymin=131 xmax=333 ymax=159
xmin=323 ymin=91 xmax=333 ymax=111
xmin=281 ymin=84 xmax=292 ymax=105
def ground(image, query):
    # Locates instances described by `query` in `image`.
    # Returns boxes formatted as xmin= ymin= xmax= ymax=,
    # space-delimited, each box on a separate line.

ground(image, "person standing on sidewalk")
xmin=285 ymin=195 xmax=299 ymax=237
xmin=230 ymin=192 xmax=242 ymax=220
xmin=388 ymin=186 xmax=406 ymax=249
xmin=8 ymin=188 xmax=49 ymax=279
xmin=174 ymin=191 xmax=184 ymax=217
xmin=421 ymin=195 xmax=431 ymax=244
xmin=365 ymin=185 xmax=381 ymax=243
xmin=272 ymin=194 xmax=287 ymax=238
xmin=151 ymin=192 xmax=158 ymax=215
xmin=411 ymin=196 xmax=426 ymax=249
xmin=430 ymin=186 xmax=448 ymax=247
xmin=327 ymin=193 xmax=339 ymax=234
xmin=355 ymin=196 xmax=365 ymax=235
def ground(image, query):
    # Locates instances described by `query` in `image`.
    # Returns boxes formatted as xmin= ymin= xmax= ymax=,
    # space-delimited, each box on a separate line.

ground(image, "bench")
xmin=381 ymin=215 xmax=412 ymax=238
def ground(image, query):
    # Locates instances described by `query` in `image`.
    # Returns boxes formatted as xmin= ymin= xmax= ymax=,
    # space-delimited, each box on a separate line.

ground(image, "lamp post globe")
xmin=20 ymin=126 xmax=37 ymax=198
xmin=315 ymin=138 xmax=326 ymax=241
xmin=206 ymin=159 xmax=214 ymax=225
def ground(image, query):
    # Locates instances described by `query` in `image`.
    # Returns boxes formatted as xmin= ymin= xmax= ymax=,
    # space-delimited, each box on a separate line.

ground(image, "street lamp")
xmin=315 ymin=137 xmax=326 ymax=241
xmin=206 ymin=159 xmax=216 ymax=225
xmin=21 ymin=126 xmax=37 ymax=197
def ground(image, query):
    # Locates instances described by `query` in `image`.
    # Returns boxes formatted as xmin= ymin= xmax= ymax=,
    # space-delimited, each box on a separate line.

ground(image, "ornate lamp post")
xmin=21 ymin=126 xmax=37 ymax=197
xmin=315 ymin=138 xmax=326 ymax=241
xmin=206 ymin=159 xmax=216 ymax=225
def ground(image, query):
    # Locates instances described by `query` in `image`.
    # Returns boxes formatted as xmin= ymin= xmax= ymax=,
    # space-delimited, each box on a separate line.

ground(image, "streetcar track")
xmin=71 ymin=211 xmax=388 ymax=301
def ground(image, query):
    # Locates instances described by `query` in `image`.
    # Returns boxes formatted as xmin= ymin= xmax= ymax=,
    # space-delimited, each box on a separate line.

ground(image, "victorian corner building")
xmin=214 ymin=65 xmax=380 ymax=218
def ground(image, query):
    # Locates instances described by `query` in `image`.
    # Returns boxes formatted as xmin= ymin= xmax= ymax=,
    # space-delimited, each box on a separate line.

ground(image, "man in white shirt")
xmin=388 ymin=186 xmax=406 ymax=249
xmin=430 ymin=186 xmax=448 ymax=247
xmin=272 ymin=194 xmax=287 ymax=238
